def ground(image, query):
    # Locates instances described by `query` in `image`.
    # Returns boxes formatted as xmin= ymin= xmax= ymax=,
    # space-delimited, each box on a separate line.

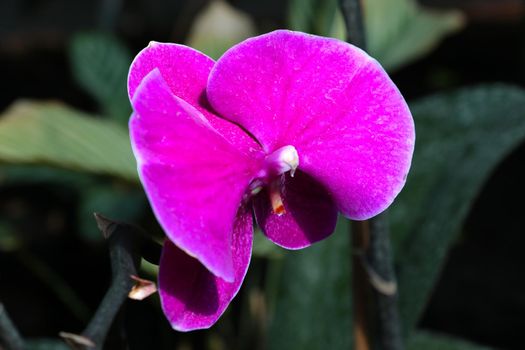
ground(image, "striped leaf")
xmin=0 ymin=100 xmax=138 ymax=182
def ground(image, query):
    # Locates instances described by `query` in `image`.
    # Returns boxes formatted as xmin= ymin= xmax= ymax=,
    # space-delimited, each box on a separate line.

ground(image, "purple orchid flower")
xmin=128 ymin=30 xmax=415 ymax=331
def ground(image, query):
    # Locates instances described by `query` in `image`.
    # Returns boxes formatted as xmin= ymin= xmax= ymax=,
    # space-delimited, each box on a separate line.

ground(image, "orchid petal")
xmin=159 ymin=207 xmax=253 ymax=331
xmin=207 ymin=30 xmax=415 ymax=220
xmin=128 ymin=41 xmax=261 ymax=155
xmin=128 ymin=42 xmax=213 ymax=104
xmin=253 ymin=171 xmax=338 ymax=249
xmin=130 ymin=69 xmax=259 ymax=281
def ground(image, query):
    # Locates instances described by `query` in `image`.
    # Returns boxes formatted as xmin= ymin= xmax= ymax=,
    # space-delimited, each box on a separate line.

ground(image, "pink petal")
xmin=159 ymin=207 xmax=253 ymax=331
xmin=130 ymin=69 xmax=261 ymax=281
xmin=128 ymin=42 xmax=213 ymax=105
xmin=128 ymin=41 xmax=260 ymax=155
xmin=253 ymin=171 xmax=338 ymax=249
xmin=207 ymin=30 xmax=415 ymax=220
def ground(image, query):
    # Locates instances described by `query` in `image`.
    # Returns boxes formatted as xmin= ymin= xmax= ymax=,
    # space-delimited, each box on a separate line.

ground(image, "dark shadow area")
xmin=419 ymin=142 xmax=525 ymax=350
xmin=0 ymin=183 xmax=110 ymax=337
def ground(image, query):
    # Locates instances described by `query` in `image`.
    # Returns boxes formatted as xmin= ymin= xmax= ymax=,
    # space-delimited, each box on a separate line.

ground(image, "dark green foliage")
xmin=269 ymin=85 xmax=525 ymax=349
xmin=268 ymin=218 xmax=352 ymax=350
xmin=392 ymin=85 xmax=525 ymax=334
xmin=69 ymin=32 xmax=132 ymax=125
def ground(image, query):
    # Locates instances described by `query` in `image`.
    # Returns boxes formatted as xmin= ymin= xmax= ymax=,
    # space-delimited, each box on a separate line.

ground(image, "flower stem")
xmin=339 ymin=1 xmax=404 ymax=349
xmin=351 ymin=220 xmax=372 ymax=350
xmin=338 ymin=3 xmax=371 ymax=347
xmin=339 ymin=0 xmax=367 ymax=50
xmin=367 ymin=213 xmax=404 ymax=350
xmin=61 ymin=214 xmax=142 ymax=350
xmin=82 ymin=214 xmax=140 ymax=349
xmin=351 ymin=213 xmax=403 ymax=350
xmin=0 ymin=303 xmax=25 ymax=350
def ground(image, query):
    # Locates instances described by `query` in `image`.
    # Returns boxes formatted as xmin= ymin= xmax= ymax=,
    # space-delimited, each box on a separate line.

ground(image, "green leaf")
xmin=268 ymin=218 xmax=352 ymax=350
xmin=407 ymin=331 xmax=493 ymax=350
xmin=69 ymin=32 xmax=132 ymax=123
xmin=390 ymin=85 xmax=525 ymax=332
xmin=364 ymin=0 xmax=464 ymax=71
xmin=329 ymin=0 xmax=464 ymax=71
xmin=0 ymin=100 xmax=138 ymax=183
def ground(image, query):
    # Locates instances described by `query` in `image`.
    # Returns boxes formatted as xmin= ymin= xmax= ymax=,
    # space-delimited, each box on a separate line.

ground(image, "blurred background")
xmin=1 ymin=0 xmax=525 ymax=349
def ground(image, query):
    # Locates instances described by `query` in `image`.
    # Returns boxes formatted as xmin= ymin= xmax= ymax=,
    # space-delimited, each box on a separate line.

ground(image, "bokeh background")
xmin=1 ymin=0 xmax=525 ymax=349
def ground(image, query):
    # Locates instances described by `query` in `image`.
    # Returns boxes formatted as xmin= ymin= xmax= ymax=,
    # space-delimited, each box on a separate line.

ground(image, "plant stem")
xmin=62 ymin=214 xmax=142 ymax=350
xmin=367 ymin=213 xmax=404 ymax=350
xmin=339 ymin=1 xmax=404 ymax=349
xmin=339 ymin=2 xmax=371 ymax=348
xmin=340 ymin=0 xmax=371 ymax=348
xmin=351 ymin=213 xmax=403 ymax=350
xmin=351 ymin=220 xmax=371 ymax=350
xmin=339 ymin=0 xmax=367 ymax=50
xmin=82 ymin=214 xmax=140 ymax=349
xmin=0 ymin=303 xmax=25 ymax=350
